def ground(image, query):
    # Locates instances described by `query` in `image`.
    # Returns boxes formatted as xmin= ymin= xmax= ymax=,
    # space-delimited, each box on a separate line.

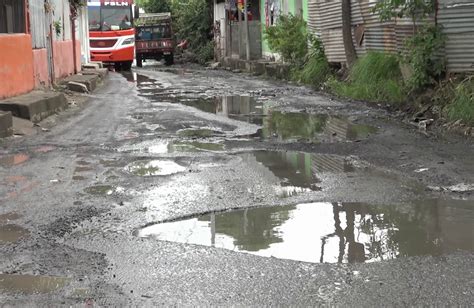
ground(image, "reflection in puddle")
xmin=0 ymin=154 xmax=29 ymax=167
xmin=0 ymin=274 xmax=70 ymax=294
xmin=181 ymin=96 xmax=377 ymax=142
xmin=0 ymin=224 xmax=29 ymax=243
xmin=239 ymin=151 xmax=354 ymax=196
xmin=126 ymin=160 xmax=186 ymax=176
xmin=118 ymin=140 xmax=224 ymax=154
xmin=137 ymin=199 xmax=474 ymax=263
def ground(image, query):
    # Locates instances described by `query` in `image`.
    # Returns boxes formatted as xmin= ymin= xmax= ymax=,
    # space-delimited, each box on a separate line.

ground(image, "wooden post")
xmin=238 ymin=2 xmax=242 ymax=59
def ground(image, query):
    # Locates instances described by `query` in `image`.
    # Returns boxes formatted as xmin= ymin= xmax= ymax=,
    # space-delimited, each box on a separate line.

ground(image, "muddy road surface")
xmin=1 ymin=65 xmax=473 ymax=306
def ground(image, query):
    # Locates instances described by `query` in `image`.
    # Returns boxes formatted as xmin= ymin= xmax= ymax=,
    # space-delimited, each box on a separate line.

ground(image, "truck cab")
xmin=135 ymin=13 xmax=174 ymax=66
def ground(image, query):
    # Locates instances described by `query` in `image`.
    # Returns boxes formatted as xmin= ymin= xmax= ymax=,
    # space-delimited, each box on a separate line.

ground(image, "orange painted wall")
xmin=32 ymin=48 xmax=50 ymax=88
xmin=53 ymin=39 xmax=81 ymax=80
xmin=0 ymin=34 xmax=35 ymax=99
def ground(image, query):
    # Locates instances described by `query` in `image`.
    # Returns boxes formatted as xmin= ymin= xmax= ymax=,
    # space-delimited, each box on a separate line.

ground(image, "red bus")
xmin=87 ymin=0 xmax=135 ymax=70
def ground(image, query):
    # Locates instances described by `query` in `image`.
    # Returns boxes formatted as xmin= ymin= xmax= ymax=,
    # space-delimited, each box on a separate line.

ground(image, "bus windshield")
xmin=88 ymin=6 xmax=132 ymax=31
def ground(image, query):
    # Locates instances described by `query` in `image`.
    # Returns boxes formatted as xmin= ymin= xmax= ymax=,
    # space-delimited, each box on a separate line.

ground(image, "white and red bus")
xmin=87 ymin=0 xmax=135 ymax=70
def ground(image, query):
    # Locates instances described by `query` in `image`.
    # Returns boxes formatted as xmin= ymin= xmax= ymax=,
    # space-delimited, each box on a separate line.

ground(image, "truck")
xmin=87 ymin=0 xmax=136 ymax=70
xmin=134 ymin=13 xmax=174 ymax=67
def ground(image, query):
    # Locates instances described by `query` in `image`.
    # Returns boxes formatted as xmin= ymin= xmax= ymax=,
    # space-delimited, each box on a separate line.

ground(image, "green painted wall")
xmin=260 ymin=0 xmax=309 ymax=56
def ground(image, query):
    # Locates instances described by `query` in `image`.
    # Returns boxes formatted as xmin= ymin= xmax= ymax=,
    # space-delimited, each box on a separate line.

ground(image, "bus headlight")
xmin=122 ymin=38 xmax=135 ymax=45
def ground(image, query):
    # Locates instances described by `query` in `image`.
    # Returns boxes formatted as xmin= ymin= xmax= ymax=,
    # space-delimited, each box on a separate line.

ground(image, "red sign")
xmin=100 ymin=0 xmax=133 ymax=6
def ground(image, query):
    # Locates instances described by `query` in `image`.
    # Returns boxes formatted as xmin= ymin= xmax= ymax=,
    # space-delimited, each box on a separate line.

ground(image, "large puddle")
xmin=125 ymin=160 xmax=187 ymax=176
xmin=135 ymin=75 xmax=377 ymax=142
xmin=0 ymin=274 xmax=70 ymax=294
xmin=137 ymin=200 xmax=474 ymax=263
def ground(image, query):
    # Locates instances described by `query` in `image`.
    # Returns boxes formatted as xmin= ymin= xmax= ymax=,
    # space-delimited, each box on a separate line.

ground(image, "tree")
xmin=140 ymin=0 xmax=171 ymax=13
xmin=341 ymin=0 xmax=357 ymax=67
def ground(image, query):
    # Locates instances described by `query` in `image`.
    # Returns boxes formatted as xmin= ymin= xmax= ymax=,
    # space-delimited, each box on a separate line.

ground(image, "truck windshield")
xmin=137 ymin=25 xmax=171 ymax=40
xmin=88 ymin=6 xmax=132 ymax=31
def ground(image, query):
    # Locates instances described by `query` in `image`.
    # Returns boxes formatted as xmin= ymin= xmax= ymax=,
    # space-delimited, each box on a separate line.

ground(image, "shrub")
xmin=195 ymin=40 xmax=214 ymax=64
xmin=403 ymin=24 xmax=445 ymax=91
xmin=329 ymin=52 xmax=405 ymax=103
xmin=264 ymin=14 xmax=308 ymax=66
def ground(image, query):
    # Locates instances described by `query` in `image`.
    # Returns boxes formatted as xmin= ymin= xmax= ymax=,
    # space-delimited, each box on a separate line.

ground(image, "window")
xmin=137 ymin=25 xmax=171 ymax=40
xmin=0 ymin=0 xmax=25 ymax=33
xmin=88 ymin=6 xmax=133 ymax=31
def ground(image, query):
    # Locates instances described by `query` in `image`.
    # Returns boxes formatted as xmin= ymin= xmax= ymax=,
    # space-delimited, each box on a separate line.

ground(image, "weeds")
xmin=293 ymin=36 xmax=331 ymax=88
xmin=447 ymin=78 xmax=474 ymax=126
xmin=329 ymin=52 xmax=406 ymax=103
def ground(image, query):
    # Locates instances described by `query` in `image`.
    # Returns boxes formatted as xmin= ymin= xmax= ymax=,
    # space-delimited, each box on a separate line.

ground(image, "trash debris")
xmin=414 ymin=168 xmax=429 ymax=173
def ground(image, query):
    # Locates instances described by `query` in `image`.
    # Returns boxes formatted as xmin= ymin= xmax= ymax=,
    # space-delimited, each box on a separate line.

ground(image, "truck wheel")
xmin=122 ymin=61 xmax=132 ymax=71
xmin=136 ymin=56 xmax=142 ymax=67
xmin=164 ymin=54 xmax=174 ymax=66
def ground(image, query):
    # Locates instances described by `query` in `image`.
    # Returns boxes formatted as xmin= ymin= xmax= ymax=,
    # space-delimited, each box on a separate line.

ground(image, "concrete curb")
xmin=0 ymin=111 xmax=13 ymax=138
xmin=0 ymin=91 xmax=67 ymax=123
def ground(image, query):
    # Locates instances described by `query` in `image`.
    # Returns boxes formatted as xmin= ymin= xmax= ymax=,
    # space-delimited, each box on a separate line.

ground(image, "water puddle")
xmin=171 ymin=141 xmax=225 ymax=152
xmin=239 ymin=151 xmax=355 ymax=196
xmin=126 ymin=160 xmax=187 ymax=176
xmin=118 ymin=140 xmax=224 ymax=154
xmin=34 ymin=145 xmax=56 ymax=153
xmin=84 ymin=185 xmax=115 ymax=196
xmin=0 ymin=274 xmax=70 ymax=294
xmin=0 ymin=224 xmax=30 ymax=243
xmin=177 ymin=128 xmax=223 ymax=138
xmin=180 ymin=96 xmax=377 ymax=142
xmin=0 ymin=212 xmax=21 ymax=223
xmin=0 ymin=154 xmax=30 ymax=167
xmin=137 ymin=199 xmax=474 ymax=263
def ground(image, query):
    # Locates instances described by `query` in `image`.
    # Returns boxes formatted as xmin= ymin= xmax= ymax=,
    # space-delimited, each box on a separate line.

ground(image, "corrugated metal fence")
xmin=308 ymin=0 xmax=474 ymax=73
xmin=438 ymin=0 xmax=474 ymax=72
xmin=29 ymin=0 xmax=48 ymax=48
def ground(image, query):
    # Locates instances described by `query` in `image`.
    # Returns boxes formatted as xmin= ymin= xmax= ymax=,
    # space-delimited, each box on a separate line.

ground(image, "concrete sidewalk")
xmin=0 ymin=68 xmax=108 ymax=137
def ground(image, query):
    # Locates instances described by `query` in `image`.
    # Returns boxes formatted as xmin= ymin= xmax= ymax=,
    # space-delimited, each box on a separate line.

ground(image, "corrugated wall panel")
xmin=438 ymin=1 xmax=474 ymax=72
xmin=29 ymin=0 xmax=47 ymax=48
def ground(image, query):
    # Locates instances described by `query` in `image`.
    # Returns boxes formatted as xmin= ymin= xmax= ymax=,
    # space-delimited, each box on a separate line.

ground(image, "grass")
xmin=329 ymin=52 xmax=406 ymax=104
xmin=447 ymin=79 xmax=474 ymax=126
xmin=293 ymin=54 xmax=331 ymax=88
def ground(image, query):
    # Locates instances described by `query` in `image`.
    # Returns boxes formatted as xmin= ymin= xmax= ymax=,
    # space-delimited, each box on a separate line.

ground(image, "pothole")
xmin=0 ymin=154 xmax=30 ymax=167
xmin=0 ymin=212 xmax=22 ymax=224
xmin=136 ymin=199 xmax=474 ymax=264
xmin=125 ymin=160 xmax=187 ymax=176
xmin=177 ymin=128 xmax=223 ymax=138
xmin=0 ymin=224 xmax=30 ymax=243
xmin=0 ymin=274 xmax=70 ymax=294
xmin=84 ymin=185 xmax=115 ymax=196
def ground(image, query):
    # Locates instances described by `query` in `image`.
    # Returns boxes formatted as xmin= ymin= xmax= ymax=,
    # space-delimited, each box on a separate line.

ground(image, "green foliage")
xmin=264 ymin=14 xmax=308 ymax=66
xmin=403 ymin=24 xmax=445 ymax=91
xmin=293 ymin=36 xmax=331 ymax=88
xmin=373 ymin=0 xmax=434 ymax=21
xmin=447 ymin=78 xmax=474 ymax=126
xmin=140 ymin=0 xmax=171 ymax=13
xmin=53 ymin=20 xmax=62 ymax=37
xmin=171 ymin=0 xmax=213 ymax=60
xmin=195 ymin=40 xmax=214 ymax=64
xmin=329 ymin=52 xmax=406 ymax=103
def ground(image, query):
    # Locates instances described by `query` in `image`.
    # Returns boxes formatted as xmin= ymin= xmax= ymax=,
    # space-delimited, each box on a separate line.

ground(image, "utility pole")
xmin=238 ymin=1 xmax=242 ymax=59
xmin=243 ymin=0 xmax=250 ymax=61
